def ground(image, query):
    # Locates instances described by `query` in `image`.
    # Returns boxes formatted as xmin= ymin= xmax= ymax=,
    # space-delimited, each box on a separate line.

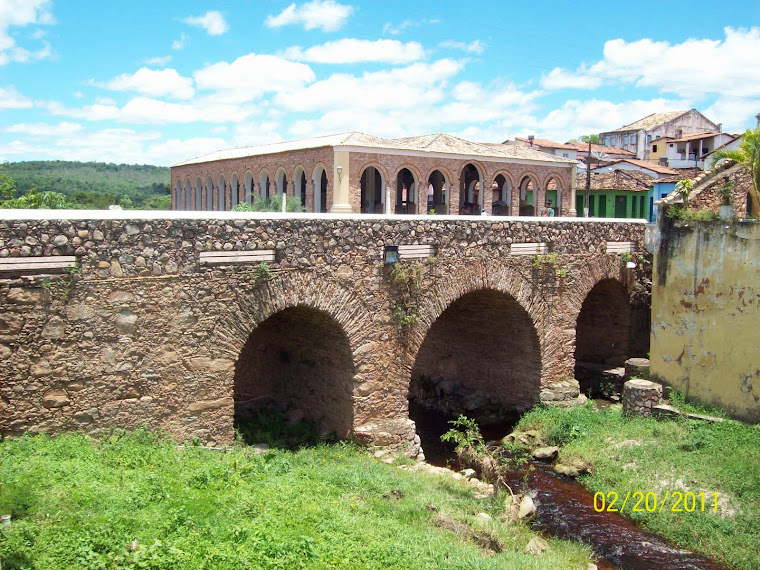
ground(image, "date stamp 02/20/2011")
xmin=593 ymin=491 xmax=720 ymax=514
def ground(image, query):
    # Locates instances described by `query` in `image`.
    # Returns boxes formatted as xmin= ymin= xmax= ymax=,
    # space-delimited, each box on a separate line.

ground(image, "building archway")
xmin=233 ymin=306 xmax=354 ymax=439
xmin=275 ymin=168 xmax=288 ymax=198
xmin=184 ymin=178 xmax=192 ymax=210
xmin=519 ymin=175 xmax=536 ymax=216
xmin=459 ymin=163 xmax=483 ymax=215
xmin=217 ymin=175 xmax=227 ymax=211
xmin=173 ymin=180 xmax=181 ymax=209
xmin=409 ymin=288 xmax=542 ymax=453
xmin=194 ymin=177 xmax=203 ymax=210
xmin=294 ymin=167 xmax=307 ymax=208
xmin=395 ymin=167 xmax=417 ymax=214
xmin=427 ymin=169 xmax=449 ymax=214
xmin=545 ymin=176 xmax=562 ymax=216
xmin=313 ymin=164 xmax=328 ymax=213
xmin=574 ymin=278 xmax=632 ymax=395
xmin=244 ymin=171 xmax=254 ymax=205
xmin=205 ymin=176 xmax=214 ymax=210
xmin=493 ymin=174 xmax=512 ymax=216
xmin=230 ymin=173 xmax=240 ymax=209
xmin=259 ymin=170 xmax=271 ymax=200
xmin=360 ymin=166 xmax=384 ymax=214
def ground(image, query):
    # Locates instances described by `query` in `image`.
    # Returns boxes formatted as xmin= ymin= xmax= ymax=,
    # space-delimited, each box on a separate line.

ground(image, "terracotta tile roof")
xmin=512 ymin=137 xmax=577 ymax=150
xmin=174 ymin=131 xmax=576 ymax=167
xmin=656 ymin=169 xmax=702 ymax=183
xmin=603 ymin=159 xmax=679 ymax=175
xmin=563 ymin=141 xmax=635 ymax=156
xmin=611 ymin=110 xmax=688 ymax=132
xmin=671 ymin=131 xmax=719 ymax=143
xmin=576 ymin=170 xmax=656 ymax=192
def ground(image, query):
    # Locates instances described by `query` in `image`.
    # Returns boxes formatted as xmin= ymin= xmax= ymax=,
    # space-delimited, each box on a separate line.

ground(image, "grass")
xmin=0 ymin=428 xmax=593 ymax=569
xmin=516 ymin=400 xmax=760 ymax=570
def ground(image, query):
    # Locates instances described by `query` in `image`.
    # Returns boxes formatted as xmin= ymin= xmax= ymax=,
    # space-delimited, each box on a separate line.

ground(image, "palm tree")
xmin=710 ymin=126 xmax=760 ymax=217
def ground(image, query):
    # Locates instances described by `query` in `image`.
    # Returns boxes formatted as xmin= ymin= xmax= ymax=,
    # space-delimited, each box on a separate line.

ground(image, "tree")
xmin=569 ymin=134 xmax=600 ymax=144
xmin=0 ymin=162 xmax=16 ymax=200
xmin=711 ymin=126 xmax=760 ymax=217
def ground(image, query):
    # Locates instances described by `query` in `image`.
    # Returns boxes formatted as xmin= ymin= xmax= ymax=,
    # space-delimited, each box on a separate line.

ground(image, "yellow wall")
xmin=650 ymin=219 xmax=760 ymax=422
xmin=331 ymin=150 xmax=351 ymax=213
xmin=649 ymin=139 xmax=669 ymax=161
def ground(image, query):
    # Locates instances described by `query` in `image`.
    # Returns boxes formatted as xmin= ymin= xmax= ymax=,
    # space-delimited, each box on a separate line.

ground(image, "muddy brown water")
xmin=409 ymin=402 xmax=729 ymax=570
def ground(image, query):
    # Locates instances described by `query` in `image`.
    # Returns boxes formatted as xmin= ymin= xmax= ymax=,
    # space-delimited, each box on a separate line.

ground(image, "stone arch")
xmin=459 ymin=162 xmax=485 ymax=215
xmin=173 ymin=179 xmax=181 ymax=210
xmin=194 ymin=177 xmax=203 ymax=211
xmin=217 ymin=174 xmax=227 ymax=211
xmin=244 ymin=170 xmax=254 ymax=204
xmin=213 ymin=272 xmax=375 ymax=439
xmin=409 ymin=281 xmax=542 ymax=429
xmin=205 ymin=175 xmax=214 ymax=210
xmin=312 ymin=163 xmax=328 ymax=213
xmin=275 ymin=166 xmax=288 ymax=197
xmin=360 ymin=163 xmax=387 ymax=214
xmin=543 ymin=174 xmax=563 ymax=216
xmin=184 ymin=177 xmax=192 ymax=211
xmin=393 ymin=164 xmax=421 ymax=214
xmin=425 ymin=167 xmax=453 ymax=215
xmin=492 ymin=171 xmax=514 ymax=215
xmin=259 ymin=169 xmax=271 ymax=199
xmin=230 ymin=172 xmax=240 ymax=209
xmin=293 ymin=165 xmax=307 ymax=208
xmin=518 ymin=172 xmax=540 ymax=216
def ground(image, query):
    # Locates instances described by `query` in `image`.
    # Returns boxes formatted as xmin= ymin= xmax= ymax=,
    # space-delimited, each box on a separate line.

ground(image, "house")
xmin=702 ymin=135 xmax=743 ymax=169
xmin=507 ymin=137 xmax=578 ymax=160
xmin=563 ymin=141 xmax=635 ymax=163
xmin=591 ymin=158 xmax=678 ymax=179
xmin=170 ymin=132 xmax=576 ymax=217
xmin=599 ymin=109 xmax=721 ymax=161
xmin=661 ymin=132 xmax=736 ymax=169
xmin=575 ymin=170 xmax=655 ymax=219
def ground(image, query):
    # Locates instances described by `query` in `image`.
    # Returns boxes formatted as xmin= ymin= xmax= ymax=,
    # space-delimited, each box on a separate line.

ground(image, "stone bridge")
xmin=0 ymin=212 xmax=650 ymax=457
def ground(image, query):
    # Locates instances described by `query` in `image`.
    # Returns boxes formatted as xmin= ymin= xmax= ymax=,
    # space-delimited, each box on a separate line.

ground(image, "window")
xmin=604 ymin=137 xmax=610 ymax=147
xmin=631 ymin=134 xmax=637 ymax=144
xmin=611 ymin=136 xmax=617 ymax=146
xmin=562 ymin=152 xmax=569 ymax=158
xmin=647 ymin=135 xmax=652 ymax=144
xmin=653 ymin=144 xmax=658 ymax=152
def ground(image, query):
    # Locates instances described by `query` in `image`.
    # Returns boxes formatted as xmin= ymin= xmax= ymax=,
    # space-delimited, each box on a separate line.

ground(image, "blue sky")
xmin=1 ymin=0 xmax=759 ymax=166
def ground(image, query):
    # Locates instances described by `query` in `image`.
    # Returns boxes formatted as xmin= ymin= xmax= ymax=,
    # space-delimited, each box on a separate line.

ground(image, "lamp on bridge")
xmin=383 ymin=245 xmax=399 ymax=264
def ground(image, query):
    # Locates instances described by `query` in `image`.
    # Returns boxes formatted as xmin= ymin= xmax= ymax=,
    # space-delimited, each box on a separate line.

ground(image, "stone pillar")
xmin=483 ymin=177 xmax=493 ymax=216
xmin=200 ymin=187 xmax=207 ymax=211
xmin=225 ymin=184 xmax=231 ymax=212
xmin=213 ymin=185 xmax=219 ymax=211
xmin=535 ymin=186 xmax=546 ymax=214
xmin=622 ymin=379 xmax=663 ymax=417
xmin=239 ymin=183 xmax=246 ymax=205
xmin=569 ymin=169 xmax=578 ymax=217
xmin=450 ymin=176 xmax=461 ymax=215
xmin=305 ymin=181 xmax=314 ymax=213
xmin=511 ymin=184 xmax=520 ymax=216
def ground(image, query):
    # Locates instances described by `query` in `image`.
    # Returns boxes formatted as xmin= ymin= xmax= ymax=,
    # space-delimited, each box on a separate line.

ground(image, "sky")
xmin=1 ymin=0 xmax=759 ymax=166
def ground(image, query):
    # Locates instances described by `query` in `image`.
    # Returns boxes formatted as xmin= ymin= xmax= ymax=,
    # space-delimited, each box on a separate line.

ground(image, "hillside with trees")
xmin=3 ymin=161 xmax=171 ymax=209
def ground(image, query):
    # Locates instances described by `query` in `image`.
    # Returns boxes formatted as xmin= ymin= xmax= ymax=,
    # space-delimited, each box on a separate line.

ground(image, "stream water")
xmin=409 ymin=401 xmax=729 ymax=570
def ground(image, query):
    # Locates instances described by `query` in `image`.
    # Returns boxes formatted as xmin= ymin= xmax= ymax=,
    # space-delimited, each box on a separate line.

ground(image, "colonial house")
xmin=170 ymin=132 xmax=576 ymax=217
xmin=658 ymin=132 xmax=737 ymax=169
xmin=575 ymin=170 xmax=655 ymax=220
xmin=599 ymin=109 xmax=721 ymax=162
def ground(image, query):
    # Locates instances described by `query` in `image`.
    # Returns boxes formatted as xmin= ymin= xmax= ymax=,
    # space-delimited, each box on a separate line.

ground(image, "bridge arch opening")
xmin=409 ymin=289 xmax=541 ymax=453
xmin=233 ymin=306 xmax=354 ymax=441
xmin=574 ymin=279 xmax=632 ymax=395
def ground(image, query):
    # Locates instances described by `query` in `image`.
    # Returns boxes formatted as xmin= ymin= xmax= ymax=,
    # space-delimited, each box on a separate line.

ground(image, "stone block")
xmin=622 ymin=379 xmax=663 ymax=417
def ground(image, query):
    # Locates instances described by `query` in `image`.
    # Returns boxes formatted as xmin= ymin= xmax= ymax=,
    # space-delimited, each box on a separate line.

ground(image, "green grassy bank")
xmin=516 ymin=399 xmax=760 ymax=570
xmin=0 ymin=430 xmax=591 ymax=569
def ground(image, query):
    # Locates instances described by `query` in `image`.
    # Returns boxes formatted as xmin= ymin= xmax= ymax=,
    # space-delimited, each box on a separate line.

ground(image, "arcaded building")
xmin=170 ymin=132 xmax=577 ymax=216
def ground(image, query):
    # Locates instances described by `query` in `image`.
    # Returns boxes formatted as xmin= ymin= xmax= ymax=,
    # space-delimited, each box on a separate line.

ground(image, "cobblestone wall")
xmin=0 ymin=213 xmax=648 ymax=454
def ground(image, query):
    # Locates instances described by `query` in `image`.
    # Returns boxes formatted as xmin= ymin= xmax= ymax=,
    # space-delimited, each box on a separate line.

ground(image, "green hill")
xmin=4 ymin=161 xmax=171 ymax=209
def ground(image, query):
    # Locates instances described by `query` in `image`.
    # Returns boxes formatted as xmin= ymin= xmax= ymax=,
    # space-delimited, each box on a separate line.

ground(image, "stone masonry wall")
xmin=0 ymin=214 xmax=647 ymax=451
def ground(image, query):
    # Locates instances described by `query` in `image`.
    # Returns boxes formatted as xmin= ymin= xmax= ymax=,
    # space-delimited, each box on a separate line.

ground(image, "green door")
xmin=614 ymin=195 xmax=627 ymax=218
xmin=576 ymin=194 xmax=585 ymax=216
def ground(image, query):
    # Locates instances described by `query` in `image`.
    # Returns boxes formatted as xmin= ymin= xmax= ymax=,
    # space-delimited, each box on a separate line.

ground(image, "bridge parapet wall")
xmin=0 ymin=212 xmax=647 ymax=449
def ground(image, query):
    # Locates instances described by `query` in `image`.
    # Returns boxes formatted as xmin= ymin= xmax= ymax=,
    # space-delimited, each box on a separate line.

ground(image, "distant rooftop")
xmin=596 ymin=158 xmax=679 ymax=176
xmin=611 ymin=110 xmax=688 ymax=132
xmin=173 ymin=131 xmax=576 ymax=167
xmin=577 ymin=170 xmax=655 ymax=192
xmin=563 ymin=141 xmax=636 ymax=156
xmin=511 ymin=137 xmax=577 ymax=150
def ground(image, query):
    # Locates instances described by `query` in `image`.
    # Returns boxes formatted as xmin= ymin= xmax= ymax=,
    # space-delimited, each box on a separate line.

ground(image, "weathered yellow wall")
xmin=651 ymin=219 xmax=760 ymax=422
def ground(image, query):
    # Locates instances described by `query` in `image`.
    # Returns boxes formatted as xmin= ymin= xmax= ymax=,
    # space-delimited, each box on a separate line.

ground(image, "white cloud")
xmin=44 ymin=100 xmax=121 ymax=121
xmin=277 ymin=59 xmax=462 ymax=114
xmin=439 ymin=40 xmax=484 ymax=55
xmin=172 ymin=33 xmax=188 ymax=50
xmin=265 ymin=0 xmax=353 ymax=32
xmin=144 ymin=55 xmax=171 ymax=66
xmin=194 ymin=53 xmax=315 ymax=103
xmin=382 ymin=18 xmax=438 ymax=36
xmin=283 ymin=38 xmax=425 ymax=65
xmin=0 ymin=85 xmax=33 ymax=109
xmin=0 ymin=0 xmax=54 ymax=65
xmin=182 ymin=11 xmax=229 ymax=36
xmin=541 ymin=67 xmax=602 ymax=90
xmin=95 ymin=67 xmax=195 ymax=100
xmin=5 ymin=121 xmax=83 ymax=136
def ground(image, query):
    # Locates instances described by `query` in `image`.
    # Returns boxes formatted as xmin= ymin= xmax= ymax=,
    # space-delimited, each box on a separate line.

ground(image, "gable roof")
xmin=577 ymin=170 xmax=655 ymax=192
xmin=597 ymin=158 xmax=679 ymax=176
xmin=174 ymin=131 xmax=576 ymax=167
xmin=563 ymin=141 xmax=636 ymax=156
xmin=612 ymin=110 xmax=689 ymax=132
xmin=511 ymin=137 xmax=577 ymax=150
xmin=671 ymin=131 xmax=721 ymax=143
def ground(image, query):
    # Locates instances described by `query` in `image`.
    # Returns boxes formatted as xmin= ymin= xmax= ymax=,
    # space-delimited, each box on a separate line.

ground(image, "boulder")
xmin=532 ymin=446 xmax=559 ymax=461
